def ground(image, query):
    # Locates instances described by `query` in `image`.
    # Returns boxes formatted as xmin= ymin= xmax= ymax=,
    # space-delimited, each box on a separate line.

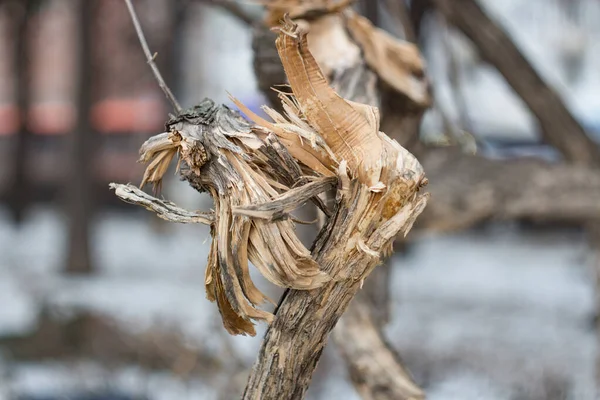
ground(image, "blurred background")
xmin=0 ymin=0 xmax=599 ymax=399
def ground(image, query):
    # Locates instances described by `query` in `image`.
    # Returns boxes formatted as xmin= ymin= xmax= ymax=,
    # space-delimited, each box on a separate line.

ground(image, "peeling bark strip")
xmin=115 ymin=99 xmax=335 ymax=336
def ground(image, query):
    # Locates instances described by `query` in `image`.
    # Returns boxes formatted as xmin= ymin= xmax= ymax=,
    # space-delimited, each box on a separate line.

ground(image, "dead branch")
xmin=417 ymin=148 xmax=600 ymax=232
xmin=433 ymin=0 xmax=600 ymax=166
xmin=232 ymin=176 xmax=336 ymax=221
xmin=117 ymin=2 xmax=429 ymax=397
xmin=110 ymin=183 xmax=214 ymax=225
xmin=123 ymin=0 xmax=182 ymax=112
xmin=249 ymin=5 xmax=430 ymax=399
xmin=334 ymin=296 xmax=425 ymax=400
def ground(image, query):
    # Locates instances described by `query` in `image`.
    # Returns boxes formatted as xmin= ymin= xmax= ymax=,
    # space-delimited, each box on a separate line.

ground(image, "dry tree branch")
xmin=416 ymin=148 xmax=600 ymax=232
xmin=334 ymin=298 xmax=425 ymax=400
xmin=109 ymin=183 xmax=214 ymax=225
xmin=232 ymin=176 xmax=337 ymax=221
xmin=433 ymin=0 xmax=600 ymax=166
xmin=124 ymin=0 xmax=182 ymax=113
xmin=251 ymin=3 xmax=431 ymax=398
xmin=241 ymin=17 xmax=428 ymax=399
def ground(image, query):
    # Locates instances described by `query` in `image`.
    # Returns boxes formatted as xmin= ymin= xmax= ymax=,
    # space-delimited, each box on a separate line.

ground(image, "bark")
xmin=417 ymin=148 xmax=600 ymax=232
xmin=65 ymin=0 xmax=94 ymax=274
xmin=242 ymin=182 xmax=427 ymax=399
xmin=433 ymin=0 xmax=600 ymax=167
xmin=110 ymin=183 xmax=214 ymax=225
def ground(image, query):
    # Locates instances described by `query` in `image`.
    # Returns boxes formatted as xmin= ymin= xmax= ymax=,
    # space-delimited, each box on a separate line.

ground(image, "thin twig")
xmin=123 ymin=0 xmax=183 ymax=113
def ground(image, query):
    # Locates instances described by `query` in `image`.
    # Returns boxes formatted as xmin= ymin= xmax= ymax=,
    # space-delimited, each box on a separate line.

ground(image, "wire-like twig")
xmin=123 ymin=0 xmax=183 ymax=113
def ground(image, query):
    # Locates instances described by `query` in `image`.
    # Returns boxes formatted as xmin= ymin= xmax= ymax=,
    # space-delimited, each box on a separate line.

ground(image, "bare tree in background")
xmin=7 ymin=0 xmax=34 ymax=224
xmin=65 ymin=0 xmax=95 ymax=274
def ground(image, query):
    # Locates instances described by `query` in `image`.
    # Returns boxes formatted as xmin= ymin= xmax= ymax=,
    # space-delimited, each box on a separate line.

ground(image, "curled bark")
xmin=252 ymin=2 xmax=430 ymax=146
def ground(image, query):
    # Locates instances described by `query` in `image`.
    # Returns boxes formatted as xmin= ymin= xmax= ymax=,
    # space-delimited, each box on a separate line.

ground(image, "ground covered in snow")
xmin=0 ymin=205 xmax=595 ymax=400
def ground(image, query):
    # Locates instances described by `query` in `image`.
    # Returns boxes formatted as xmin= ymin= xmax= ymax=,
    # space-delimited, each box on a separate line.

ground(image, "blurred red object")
xmin=0 ymin=98 xmax=165 ymax=136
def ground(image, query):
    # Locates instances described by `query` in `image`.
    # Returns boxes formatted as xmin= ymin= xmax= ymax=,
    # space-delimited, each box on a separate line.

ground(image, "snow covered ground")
xmin=0 ymin=206 xmax=595 ymax=399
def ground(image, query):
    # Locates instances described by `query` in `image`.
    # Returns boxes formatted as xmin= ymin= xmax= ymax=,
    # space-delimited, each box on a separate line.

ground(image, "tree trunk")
xmin=8 ymin=0 xmax=33 ymax=224
xmin=242 ymin=181 xmax=427 ymax=399
xmin=65 ymin=0 xmax=94 ymax=274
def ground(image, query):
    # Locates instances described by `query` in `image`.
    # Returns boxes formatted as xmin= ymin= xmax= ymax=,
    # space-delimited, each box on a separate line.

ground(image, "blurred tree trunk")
xmin=65 ymin=0 xmax=94 ymax=274
xmin=7 ymin=0 xmax=34 ymax=224
xmin=334 ymin=298 xmax=424 ymax=400
xmin=361 ymin=0 xmax=379 ymax=26
xmin=433 ymin=0 xmax=600 ymax=166
xmin=408 ymin=0 xmax=432 ymax=43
